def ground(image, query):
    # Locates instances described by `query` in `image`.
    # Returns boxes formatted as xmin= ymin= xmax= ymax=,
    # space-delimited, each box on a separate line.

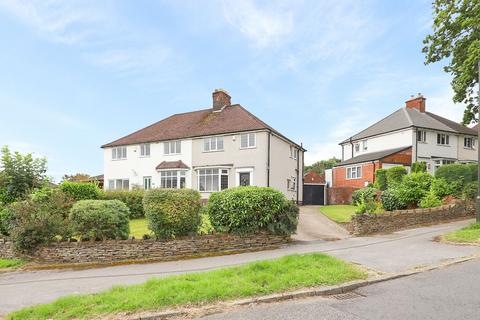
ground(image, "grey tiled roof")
xmin=341 ymin=108 xmax=476 ymax=144
xmin=336 ymin=146 xmax=411 ymax=166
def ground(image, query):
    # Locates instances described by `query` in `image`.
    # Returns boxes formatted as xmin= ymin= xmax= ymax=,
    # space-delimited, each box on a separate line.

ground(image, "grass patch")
xmin=319 ymin=205 xmax=357 ymax=223
xmin=443 ymin=223 xmax=480 ymax=244
xmin=8 ymin=253 xmax=366 ymax=320
xmin=0 ymin=258 xmax=25 ymax=269
xmin=129 ymin=218 xmax=151 ymax=239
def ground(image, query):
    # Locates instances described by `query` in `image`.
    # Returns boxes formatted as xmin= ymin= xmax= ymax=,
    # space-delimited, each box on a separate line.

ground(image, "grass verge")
xmin=443 ymin=223 xmax=480 ymax=244
xmin=0 ymin=258 xmax=25 ymax=269
xmin=129 ymin=218 xmax=152 ymax=239
xmin=8 ymin=253 xmax=366 ymax=320
xmin=319 ymin=205 xmax=357 ymax=223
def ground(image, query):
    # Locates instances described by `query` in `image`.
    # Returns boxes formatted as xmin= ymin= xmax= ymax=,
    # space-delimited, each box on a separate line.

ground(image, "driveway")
xmin=293 ymin=205 xmax=350 ymax=241
xmin=1 ymin=219 xmax=477 ymax=315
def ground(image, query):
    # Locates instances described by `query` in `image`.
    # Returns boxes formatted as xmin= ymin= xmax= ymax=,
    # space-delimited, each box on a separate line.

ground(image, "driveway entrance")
xmin=293 ymin=205 xmax=350 ymax=241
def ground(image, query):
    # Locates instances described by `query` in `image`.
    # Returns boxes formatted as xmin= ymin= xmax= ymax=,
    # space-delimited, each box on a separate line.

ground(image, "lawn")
xmin=0 ymin=258 xmax=25 ymax=269
xmin=443 ymin=223 xmax=480 ymax=244
xmin=129 ymin=218 xmax=151 ymax=239
xmin=7 ymin=253 xmax=367 ymax=320
xmin=319 ymin=205 xmax=357 ymax=223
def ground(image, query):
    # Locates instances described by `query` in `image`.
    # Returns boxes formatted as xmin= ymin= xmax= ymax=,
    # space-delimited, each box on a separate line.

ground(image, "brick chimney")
xmin=212 ymin=89 xmax=231 ymax=112
xmin=405 ymin=93 xmax=426 ymax=112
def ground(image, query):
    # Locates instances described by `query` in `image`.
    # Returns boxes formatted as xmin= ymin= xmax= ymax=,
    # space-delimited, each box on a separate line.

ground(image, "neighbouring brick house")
xmin=330 ymin=93 xmax=477 ymax=203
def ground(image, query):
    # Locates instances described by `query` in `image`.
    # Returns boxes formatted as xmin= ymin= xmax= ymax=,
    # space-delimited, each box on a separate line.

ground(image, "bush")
xmin=352 ymin=187 xmax=377 ymax=205
xmin=430 ymin=178 xmax=455 ymax=199
xmin=143 ymin=189 xmax=201 ymax=239
xmin=411 ymin=161 xmax=427 ymax=173
xmin=419 ymin=191 xmax=443 ymax=208
xmin=462 ymin=181 xmax=478 ymax=200
xmin=102 ymin=189 xmax=145 ymax=218
xmin=397 ymin=172 xmax=433 ymax=205
xmin=9 ymin=190 xmax=74 ymax=252
xmin=0 ymin=205 xmax=14 ymax=236
xmin=386 ymin=166 xmax=408 ymax=187
xmin=69 ymin=200 xmax=130 ymax=241
xmin=197 ymin=210 xmax=215 ymax=235
xmin=435 ymin=164 xmax=475 ymax=195
xmin=60 ymin=181 xmax=101 ymax=201
xmin=374 ymin=169 xmax=388 ymax=191
xmin=381 ymin=188 xmax=407 ymax=211
xmin=207 ymin=186 xmax=298 ymax=236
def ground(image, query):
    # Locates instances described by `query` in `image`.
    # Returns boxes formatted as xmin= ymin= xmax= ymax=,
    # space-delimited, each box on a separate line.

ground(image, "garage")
xmin=303 ymin=184 xmax=325 ymax=205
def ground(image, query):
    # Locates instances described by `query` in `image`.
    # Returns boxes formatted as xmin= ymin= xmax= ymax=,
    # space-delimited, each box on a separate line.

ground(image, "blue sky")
xmin=0 ymin=0 xmax=464 ymax=181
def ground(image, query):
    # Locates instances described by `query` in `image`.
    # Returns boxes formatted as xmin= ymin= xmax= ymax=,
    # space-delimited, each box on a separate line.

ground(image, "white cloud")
xmin=222 ymin=0 xmax=294 ymax=48
xmin=427 ymin=86 xmax=466 ymax=124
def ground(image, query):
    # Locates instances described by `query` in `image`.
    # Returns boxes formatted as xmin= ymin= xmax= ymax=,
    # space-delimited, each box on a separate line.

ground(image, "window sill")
xmin=436 ymin=144 xmax=451 ymax=147
xmin=164 ymin=153 xmax=182 ymax=156
xmin=111 ymin=158 xmax=127 ymax=161
xmin=203 ymin=150 xmax=224 ymax=153
xmin=240 ymin=146 xmax=257 ymax=150
xmin=463 ymin=147 xmax=475 ymax=150
xmin=417 ymin=141 xmax=427 ymax=144
xmin=139 ymin=155 xmax=150 ymax=158
xmin=345 ymin=178 xmax=363 ymax=180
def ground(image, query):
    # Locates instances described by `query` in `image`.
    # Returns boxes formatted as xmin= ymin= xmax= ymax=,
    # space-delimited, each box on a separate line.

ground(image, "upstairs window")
xmin=287 ymin=177 xmax=297 ymax=191
xmin=204 ymin=136 xmax=224 ymax=152
xmin=164 ymin=140 xmax=181 ymax=155
xmin=112 ymin=147 xmax=127 ymax=160
xmin=464 ymin=137 xmax=474 ymax=149
xmin=240 ymin=133 xmax=256 ymax=149
xmin=437 ymin=133 xmax=450 ymax=145
xmin=417 ymin=130 xmax=426 ymax=143
xmin=290 ymin=146 xmax=298 ymax=159
xmin=140 ymin=143 xmax=150 ymax=157
xmin=362 ymin=140 xmax=368 ymax=151
xmin=346 ymin=166 xmax=362 ymax=179
xmin=354 ymin=143 xmax=360 ymax=153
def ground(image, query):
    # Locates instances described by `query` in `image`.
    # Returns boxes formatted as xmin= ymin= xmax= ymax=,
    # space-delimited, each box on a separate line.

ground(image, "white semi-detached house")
xmin=332 ymin=93 xmax=478 ymax=191
xmin=102 ymin=89 xmax=305 ymax=203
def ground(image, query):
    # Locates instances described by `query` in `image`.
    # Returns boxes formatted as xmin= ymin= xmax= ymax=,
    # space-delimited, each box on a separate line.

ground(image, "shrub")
xmin=352 ymin=187 xmax=377 ymax=205
xmin=381 ymin=188 xmax=407 ymax=211
xmin=435 ymin=164 xmax=474 ymax=194
xmin=462 ymin=181 xmax=478 ymax=200
xmin=397 ymin=172 xmax=433 ymax=205
xmin=419 ymin=191 xmax=443 ymax=208
xmin=197 ymin=211 xmax=215 ymax=235
xmin=411 ymin=161 xmax=427 ymax=173
xmin=386 ymin=166 xmax=408 ymax=187
xmin=467 ymin=163 xmax=478 ymax=182
xmin=430 ymin=178 xmax=455 ymax=199
xmin=59 ymin=181 xmax=101 ymax=201
xmin=143 ymin=189 xmax=201 ymax=239
xmin=102 ymin=189 xmax=145 ymax=218
xmin=207 ymin=186 xmax=298 ymax=235
xmin=0 ymin=205 xmax=14 ymax=236
xmin=69 ymin=200 xmax=130 ymax=241
xmin=374 ymin=169 xmax=388 ymax=191
xmin=9 ymin=190 xmax=74 ymax=252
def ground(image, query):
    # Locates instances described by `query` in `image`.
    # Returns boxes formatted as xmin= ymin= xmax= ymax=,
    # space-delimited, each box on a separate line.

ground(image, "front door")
xmin=239 ymin=172 xmax=251 ymax=186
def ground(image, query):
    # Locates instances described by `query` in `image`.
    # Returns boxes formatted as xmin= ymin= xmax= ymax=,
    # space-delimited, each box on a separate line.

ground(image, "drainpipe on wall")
xmin=415 ymin=127 xmax=418 ymax=162
xmin=349 ymin=138 xmax=354 ymax=158
xmin=296 ymin=144 xmax=300 ymax=204
xmin=267 ymin=132 xmax=271 ymax=187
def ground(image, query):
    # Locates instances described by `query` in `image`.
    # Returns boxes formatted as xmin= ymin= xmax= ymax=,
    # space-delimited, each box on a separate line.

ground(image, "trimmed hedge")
xmin=374 ymin=169 xmax=388 ymax=191
xmin=380 ymin=188 xmax=406 ymax=211
xmin=435 ymin=163 xmax=477 ymax=195
xmin=352 ymin=187 xmax=377 ymax=205
xmin=60 ymin=181 xmax=101 ymax=201
xmin=397 ymin=172 xmax=433 ymax=205
xmin=102 ymin=189 xmax=145 ymax=218
xmin=143 ymin=189 xmax=201 ymax=239
xmin=207 ymin=186 xmax=298 ymax=236
xmin=70 ymin=200 xmax=130 ymax=241
xmin=386 ymin=166 xmax=407 ymax=187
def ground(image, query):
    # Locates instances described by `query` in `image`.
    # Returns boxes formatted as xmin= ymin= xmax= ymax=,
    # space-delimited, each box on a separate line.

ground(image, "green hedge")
xmin=374 ymin=169 xmax=388 ymax=191
xmin=352 ymin=187 xmax=377 ymax=205
xmin=60 ymin=181 xmax=101 ymax=201
xmin=386 ymin=166 xmax=407 ymax=187
xmin=435 ymin=163 xmax=477 ymax=195
xmin=102 ymin=189 xmax=145 ymax=218
xmin=380 ymin=188 xmax=406 ymax=211
xmin=397 ymin=172 xmax=433 ymax=205
xmin=0 ymin=205 xmax=14 ymax=236
xmin=411 ymin=161 xmax=427 ymax=173
xmin=69 ymin=200 xmax=130 ymax=241
xmin=419 ymin=191 xmax=442 ymax=208
xmin=207 ymin=186 xmax=298 ymax=236
xmin=143 ymin=189 xmax=201 ymax=239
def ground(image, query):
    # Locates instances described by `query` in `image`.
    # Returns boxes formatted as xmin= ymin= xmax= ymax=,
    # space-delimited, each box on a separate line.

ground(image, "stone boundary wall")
xmin=350 ymin=200 xmax=474 ymax=236
xmin=0 ymin=233 xmax=289 ymax=264
xmin=0 ymin=238 xmax=15 ymax=259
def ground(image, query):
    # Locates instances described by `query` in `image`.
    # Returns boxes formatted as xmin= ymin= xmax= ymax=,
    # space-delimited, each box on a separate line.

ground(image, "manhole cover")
xmin=329 ymin=291 xmax=365 ymax=300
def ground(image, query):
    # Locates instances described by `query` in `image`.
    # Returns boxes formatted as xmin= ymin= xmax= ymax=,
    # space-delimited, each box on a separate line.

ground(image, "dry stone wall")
xmin=0 ymin=238 xmax=15 ymax=259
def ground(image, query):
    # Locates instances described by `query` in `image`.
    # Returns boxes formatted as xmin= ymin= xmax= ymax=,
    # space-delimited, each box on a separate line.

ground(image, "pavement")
xmin=292 ymin=206 xmax=350 ymax=241
xmin=0 ymin=219 xmax=479 ymax=315
xmin=198 ymin=257 xmax=480 ymax=320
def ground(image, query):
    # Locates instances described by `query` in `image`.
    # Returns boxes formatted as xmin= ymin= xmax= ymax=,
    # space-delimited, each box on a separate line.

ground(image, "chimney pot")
xmin=405 ymin=93 xmax=426 ymax=113
xmin=212 ymin=89 xmax=231 ymax=112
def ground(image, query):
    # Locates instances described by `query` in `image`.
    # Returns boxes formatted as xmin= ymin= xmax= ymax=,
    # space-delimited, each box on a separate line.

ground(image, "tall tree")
xmin=423 ymin=0 xmax=480 ymax=124
xmin=62 ymin=173 xmax=91 ymax=182
xmin=0 ymin=146 xmax=48 ymax=204
xmin=305 ymin=158 xmax=340 ymax=175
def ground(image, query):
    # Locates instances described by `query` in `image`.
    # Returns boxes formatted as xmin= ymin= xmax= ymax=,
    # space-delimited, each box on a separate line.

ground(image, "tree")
xmin=305 ymin=158 xmax=340 ymax=175
xmin=62 ymin=173 xmax=91 ymax=182
xmin=423 ymin=0 xmax=480 ymax=124
xmin=0 ymin=146 xmax=48 ymax=204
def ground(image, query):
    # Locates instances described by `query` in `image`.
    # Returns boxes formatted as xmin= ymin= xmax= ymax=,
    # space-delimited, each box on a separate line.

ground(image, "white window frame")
xmin=107 ymin=179 xmax=129 ymax=190
xmin=346 ymin=166 xmax=362 ymax=180
xmin=290 ymin=146 xmax=298 ymax=160
xmin=159 ymin=170 xmax=187 ymax=189
xmin=235 ymin=168 xmax=254 ymax=186
xmin=240 ymin=133 xmax=256 ymax=149
xmin=354 ymin=143 xmax=360 ymax=153
xmin=203 ymin=136 xmax=224 ymax=152
xmin=362 ymin=140 xmax=368 ymax=151
xmin=436 ymin=133 xmax=450 ymax=146
xmin=163 ymin=140 xmax=181 ymax=155
xmin=111 ymin=146 xmax=127 ymax=160
xmin=417 ymin=130 xmax=426 ymax=143
xmin=287 ymin=177 xmax=297 ymax=191
xmin=197 ymin=168 xmax=229 ymax=192
xmin=140 ymin=143 xmax=151 ymax=157
xmin=143 ymin=176 xmax=152 ymax=190
xmin=464 ymin=137 xmax=474 ymax=149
